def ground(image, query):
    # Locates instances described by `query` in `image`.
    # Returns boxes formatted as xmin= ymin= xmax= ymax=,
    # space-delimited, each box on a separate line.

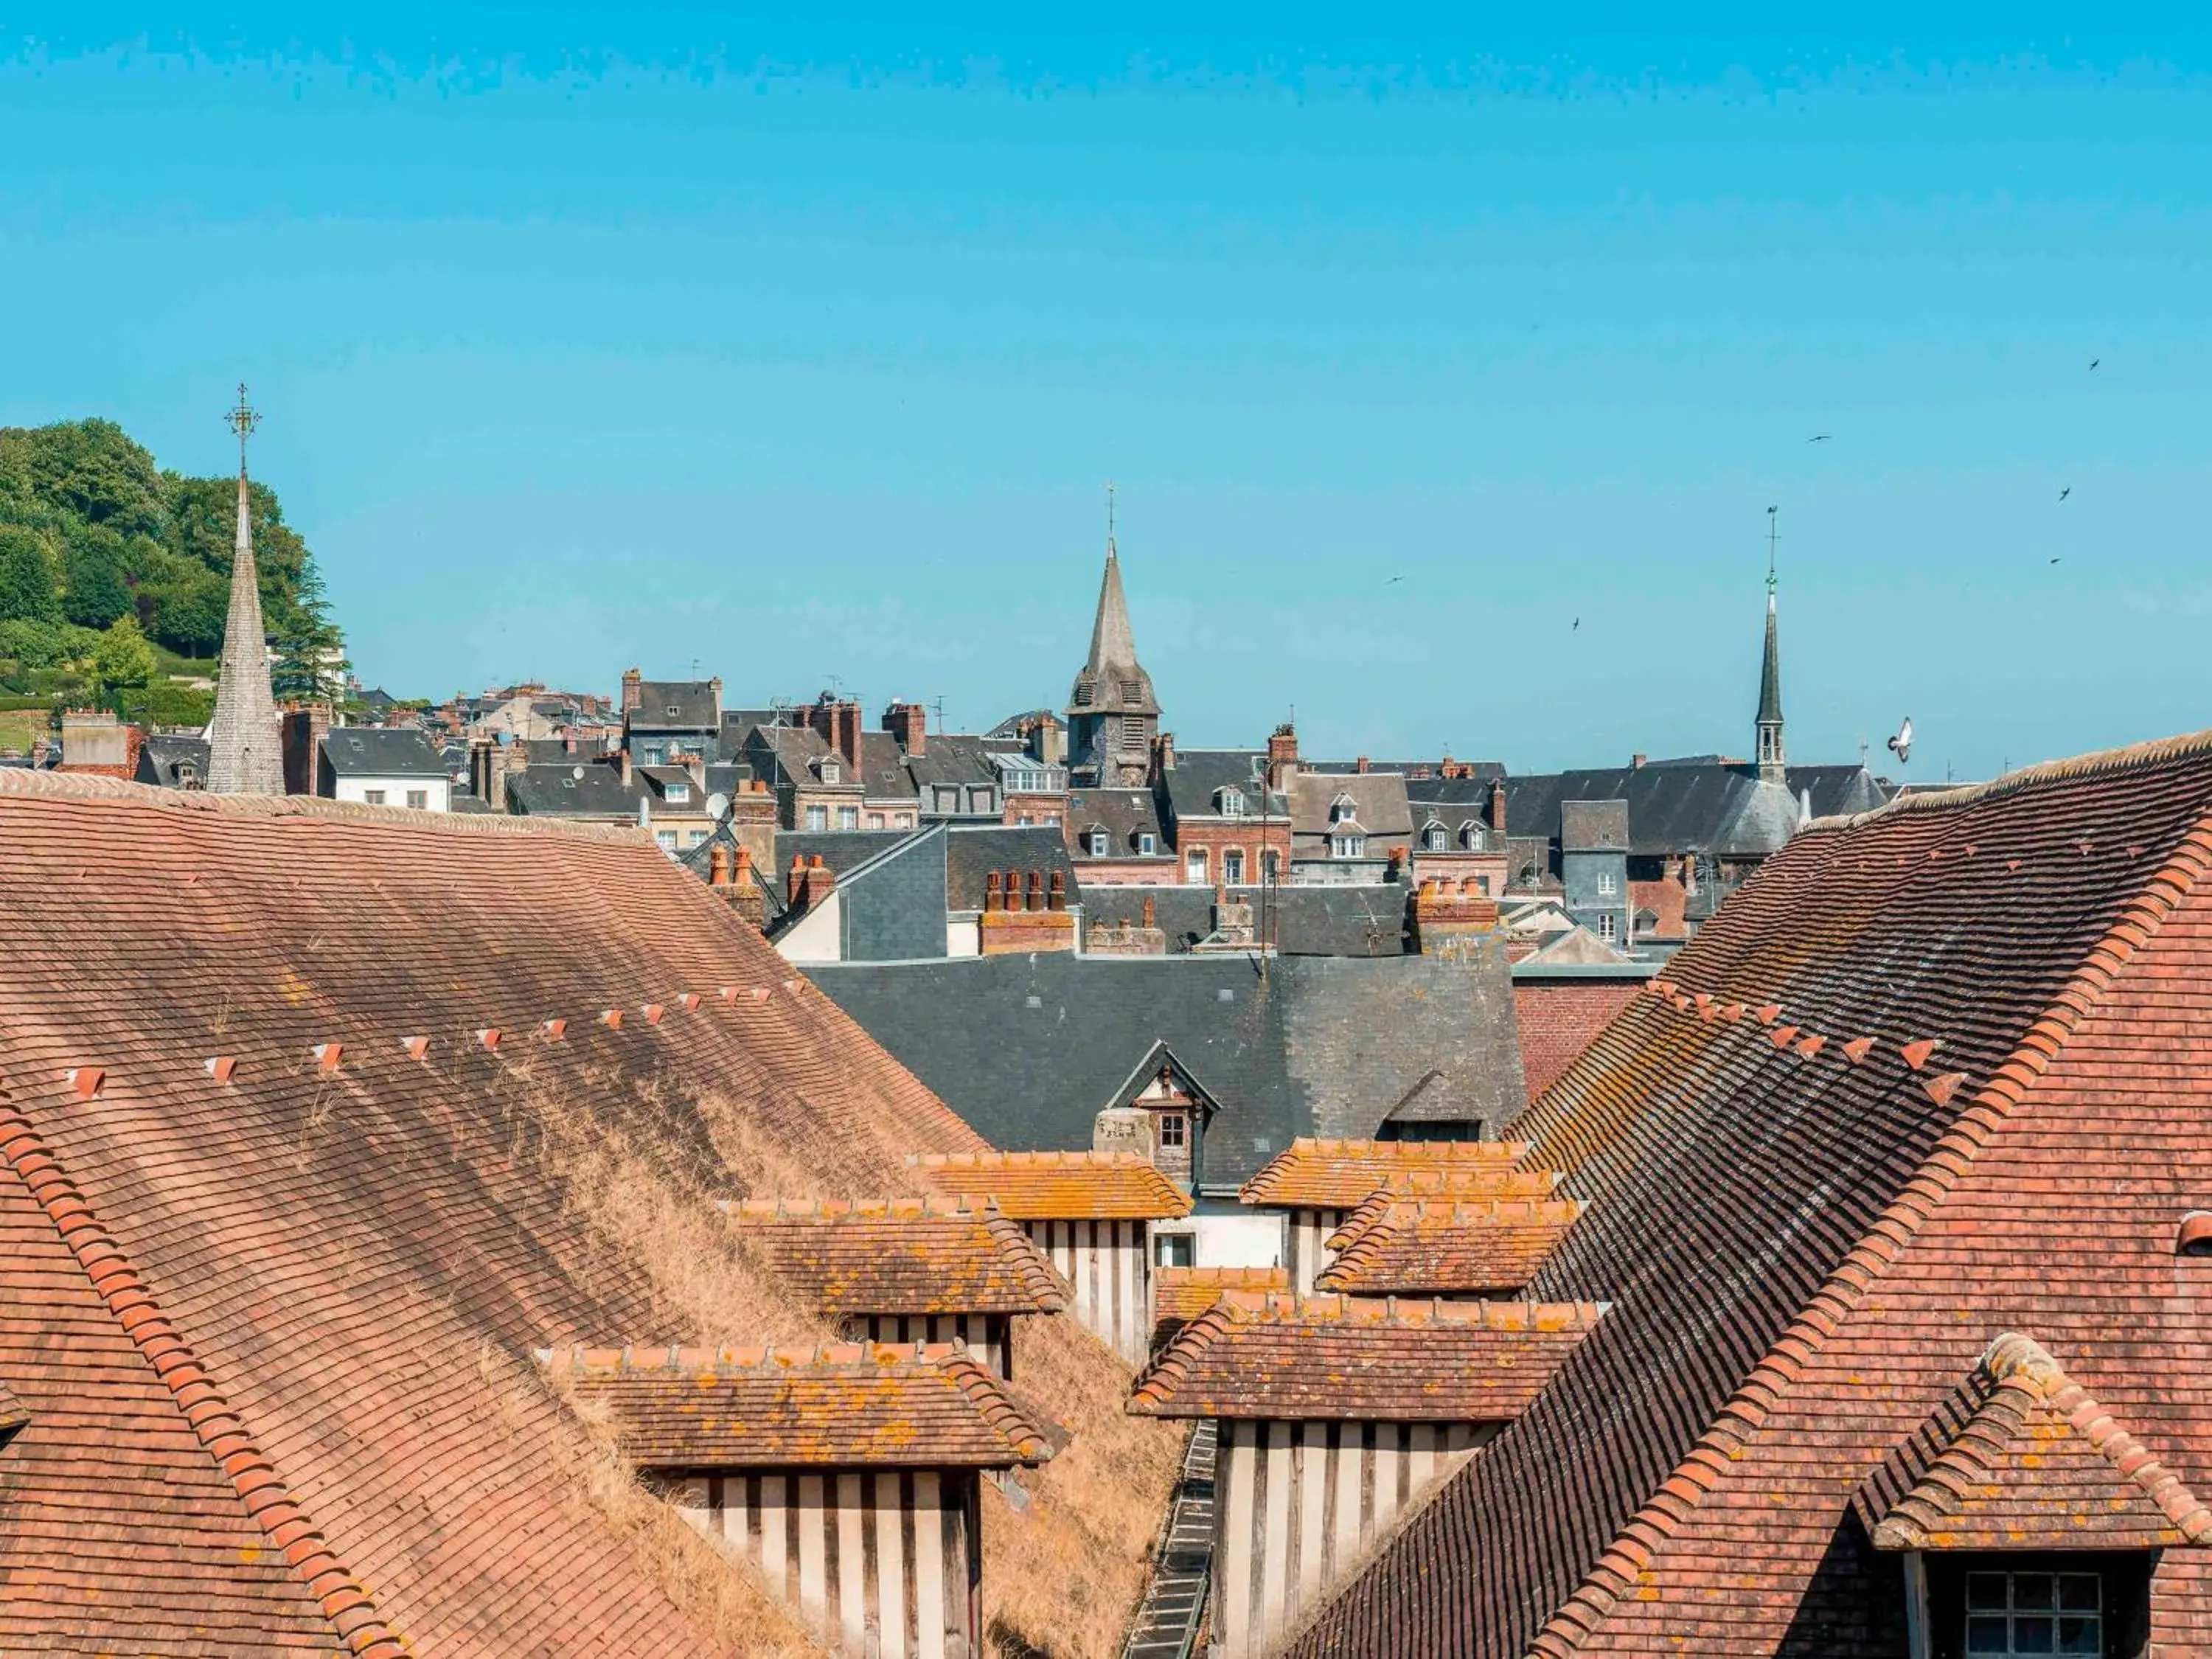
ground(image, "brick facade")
xmin=1511 ymin=978 xmax=1643 ymax=1102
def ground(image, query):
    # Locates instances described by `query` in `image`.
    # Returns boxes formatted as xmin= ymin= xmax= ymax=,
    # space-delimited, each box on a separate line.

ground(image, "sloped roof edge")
xmin=1806 ymin=725 xmax=2212 ymax=833
xmin=1523 ymin=805 xmax=2212 ymax=1656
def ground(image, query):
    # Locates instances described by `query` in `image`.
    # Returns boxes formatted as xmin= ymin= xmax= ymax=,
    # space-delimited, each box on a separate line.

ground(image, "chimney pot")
xmin=1355 ymin=755 xmax=1370 ymax=774
xmin=1048 ymin=870 xmax=1067 ymax=911
xmin=1142 ymin=894 xmax=1156 ymax=928
xmin=986 ymin=871 xmax=1004 ymax=912
xmin=1026 ymin=869 xmax=1045 ymax=912
xmin=1632 ymin=753 xmax=1648 ymax=769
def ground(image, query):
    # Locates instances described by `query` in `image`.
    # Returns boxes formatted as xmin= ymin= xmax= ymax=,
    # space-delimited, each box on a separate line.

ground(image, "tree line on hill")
xmin=0 ymin=417 xmax=345 ymax=717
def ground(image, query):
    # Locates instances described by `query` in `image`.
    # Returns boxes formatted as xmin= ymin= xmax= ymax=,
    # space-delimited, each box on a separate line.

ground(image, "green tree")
xmin=271 ymin=558 xmax=349 ymax=703
xmin=0 ymin=524 xmax=60 ymax=624
xmin=143 ymin=566 xmax=229 ymax=656
xmin=4 ymin=420 xmax=167 ymax=540
xmin=91 ymin=614 xmax=157 ymax=707
xmin=159 ymin=472 xmax=316 ymax=637
xmin=61 ymin=521 xmax=133 ymax=627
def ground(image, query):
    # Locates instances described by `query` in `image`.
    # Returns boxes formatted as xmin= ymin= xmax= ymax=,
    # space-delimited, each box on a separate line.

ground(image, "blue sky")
xmin=2 ymin=11 xmax=2208 ymax=779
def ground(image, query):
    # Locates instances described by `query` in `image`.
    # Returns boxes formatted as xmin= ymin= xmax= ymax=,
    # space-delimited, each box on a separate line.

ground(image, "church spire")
xmin=1756 ymin=507 xmax=1786 ymax=787
xmin=206 ymin=384 xmax=285 ymax=794
xmin=1065 ymin=482 xmax=1161 ymax=787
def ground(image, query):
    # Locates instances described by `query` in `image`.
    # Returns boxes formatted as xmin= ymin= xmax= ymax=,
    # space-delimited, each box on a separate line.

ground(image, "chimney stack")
xmin=1153 ymin=731 xmax=1176 ymax=778
xmin=1267 ymin=723 xmax=1299 ymax=789
xmin=1632 ymin=752 xmax=1648 ymax=770
xmin=1048 ymin=870 xmax=1068 ymax=912
xmin=835 ymin=701 xmax=863 ymax=774
xmin=883 ymin=701 xmax=928 ymax=757
xmin=985 ymin=870 xmax=1004 ymax=913
xmin=1142 ymin=894 xmax=1156 ymax=929
xmin=1489 ymin=776 xmax=1507 ymax=839
xmin=709 ymin=675 xmax=723 ymax=723
xmin=618 ymin=747 xmax=633 ymax=787
xmin=1355 ymin=755 xmax=1371 ymax=775
xmin=1026 ymin=869 xmax=1046 ymax=912
xmin=620 ymin=668 xmax=643 ymax=713
xmin=788 ymin=854 xmax=807 ymax=908
xmin=280 ymin=703 xmax=332 ymax=796
xmin=709 ymin=844 xmax=733 ymax=887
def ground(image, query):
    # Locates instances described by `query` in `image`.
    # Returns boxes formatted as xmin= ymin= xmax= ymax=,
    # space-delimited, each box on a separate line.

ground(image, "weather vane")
xmin=226 ymin=382 xmax=261 ymax=473
xmin=1765 ymin=505 xmax=1780 ymax=596
xmin=1105 ymin=479 xmax=1117 ymax=549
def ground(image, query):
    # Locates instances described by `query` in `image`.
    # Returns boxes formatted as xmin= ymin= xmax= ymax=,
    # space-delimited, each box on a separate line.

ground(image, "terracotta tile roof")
xmin=1284 ymin=731 xmax=2212 ymax=1659
xmin=1854 ymin=1333 xmax=2212 ymax=1552
xmin=727 ymin=1196 xmax=1067 ymax=1315
xmin=540 ymin=1342 xmax=1054 ymax=1467
xmin=0 ymin=771 xmax=987 ymax=1654
xmin=907 ymin=1149 xmax=1194 ymax=1219
xmin=1315 ymin=1197 xmax=1585 ymax=1295
xmin=1237 ymin=1136 xmax=1528 ymax=1209
xmin=1150 ymin=1265 xmax=1290 ymax=1330
xmin=1129 ymin=1293 xmax=1603 ymax=1420
xmin=1322 ymin=1168 xmax=1563 ymax=1250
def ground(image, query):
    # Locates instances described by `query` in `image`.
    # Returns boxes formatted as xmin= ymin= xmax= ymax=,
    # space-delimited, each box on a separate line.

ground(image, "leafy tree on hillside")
xmin=0 ymin=420 xmax=167 ymax=541
xmin=61 ymin=521 xmax=134 ymax=628
xmin=270 ymin=559 xmax=349 ymax=703
xmin=92 ymin=614 xmax=157 ymax=706
xmin=0 ymin=524 xmax=60 ymax=624
xmin=158 ymin=470 xmax=318 ymax=640
xmin=142 ymin=566 xmax=229 ymax=658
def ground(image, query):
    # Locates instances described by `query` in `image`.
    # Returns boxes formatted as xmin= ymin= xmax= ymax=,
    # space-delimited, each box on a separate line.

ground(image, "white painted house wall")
xmin=329 ymin=774 xmax=451 ymax=813
xmin=774 ymin=892 xmax=844 ymax=964
xmin=1023 ymin=1219 xmax=1149 ymax=1364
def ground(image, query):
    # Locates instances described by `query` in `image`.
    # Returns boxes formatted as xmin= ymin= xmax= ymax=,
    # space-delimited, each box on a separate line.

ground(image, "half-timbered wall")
xmin=1284 ymin=1207 xmax=1346 ymax=1296
xmin=670 ymin=1469 xmax=981 ymax=1659
xmin=1023 ymin=1219 xmax=1148 ymax=1363
xmin=842 ymin=1314 xmax=1009 ymax=1380
xmin=1211 ymin=1420 xmax=1492 ymax=1658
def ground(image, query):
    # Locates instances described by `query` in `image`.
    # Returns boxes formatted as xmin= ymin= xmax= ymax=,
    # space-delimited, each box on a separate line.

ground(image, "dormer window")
xmin=1331 ymin=832 xmax=1366 ymax=858
xmin=1460 ymin=822 xmax=1484 ymax=850
xmin=664 ymin=704 xmax=681 ymax=717
xmin=819 ymin=759 xmax=840 ymax=784
xmin=1423 ymin=823 xmax=1447 ymax=850
xmin=1217 ymin=787 xmax=1247 ymax=819
xmin=665 ymin=783 xmax=690 ymax=804
xmin=1330 ymin=795 xmax=1357 ymax=825
xmin=1088 ymin=830 xmax=1109 ymax=857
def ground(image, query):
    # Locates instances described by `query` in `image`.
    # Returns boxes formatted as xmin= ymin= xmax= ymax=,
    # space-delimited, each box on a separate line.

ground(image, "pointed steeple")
xmin=1066 ymin=485 xmax=1161 ymax=787
xmin=1083 ymin=541 xmax=1144 ymax=683
xmin=1755 ymin=509 xmax=1786 ymax=788
xmin=206 ymin=385 xmax=285 ymax=795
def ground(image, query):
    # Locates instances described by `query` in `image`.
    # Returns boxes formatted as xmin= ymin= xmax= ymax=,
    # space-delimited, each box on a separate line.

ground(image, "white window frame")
xmin=1222 ymin=849 xmax=1246 ymax=885
xmin=1138 ymin=832 xmax=1156 ymax=855
xmin=1218 ymin=788 xmax=1247 ymax=819
xmin=804 ymin=804 xmax=828 ymax=831
xmin=1423 ymin=824 xmax=1447 ymax=850
xmin=1088 ymin=830 xmax=1110 ymax=858
xmin=364 ymin=789 xmax=386 ymax=807
xmin=837 ymin=806 xmax=859 ymax=830
xmin=665 ymin=783 xmax=691 ymax=804
xmin=404 ymin=789 xmax=428 ymax=811
xmin=1332 ymin=832 xmax=1365 ymax=858
xmin=1186 ymin=849 xmax=1208 ymax=886
xmin=1598 ymin=871 xmax=1617 ymax=895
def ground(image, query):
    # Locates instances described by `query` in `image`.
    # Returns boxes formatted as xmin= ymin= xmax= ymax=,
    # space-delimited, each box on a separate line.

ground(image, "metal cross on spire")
xmin=226 ymin=383 xmax=261 ymax=476
xmin=1105 ymin=479 xmax=1117 ymax=551
xmin=1765 ymin=504 xmax=1780 ymax=596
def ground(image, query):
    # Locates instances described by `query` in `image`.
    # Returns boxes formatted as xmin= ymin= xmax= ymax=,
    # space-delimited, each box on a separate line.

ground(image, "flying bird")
xmin=1886 ymin=717 xmax=1913 ymax=767
xmin=2050 ymin=557 xmax=2062 ymax=565
xmin=2059 ymin=487 xmax=2071 ymax=501
xmin=1572 ymin=617 xmax=1581 ymax=632
xmin=2090 ymin=358 xmax=2100 ymax=370
xmin=1807 ymin=434 xmax=1833 ymax=443
xmin=1385 ymin=575 xmax=1405 ymax=584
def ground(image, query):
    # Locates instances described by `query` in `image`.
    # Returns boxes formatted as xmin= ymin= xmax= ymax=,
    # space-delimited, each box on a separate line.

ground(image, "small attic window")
xmin=1217 ymin=988 xmax=1234 ymax=1003
xmin=1025 ymin=995 xmax=1043 ymax=1009
xmin=665 ymin=704 xmax=681 ymax=717
xmin=2179 ymin=1211 xmax=2212 ymax=1256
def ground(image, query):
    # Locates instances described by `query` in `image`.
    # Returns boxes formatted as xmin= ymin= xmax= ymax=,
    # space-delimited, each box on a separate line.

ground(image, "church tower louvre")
xmin=1065 ymin=487 xmax=1161 ymax=788
xmin=205 ymin=384 xmax=285 ymax=795
xmin=1755 ymin=509 xmax=1787 ymax=790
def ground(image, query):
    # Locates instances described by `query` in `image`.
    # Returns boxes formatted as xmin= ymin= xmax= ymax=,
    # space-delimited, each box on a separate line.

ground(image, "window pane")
xmin=2014 ymin=1578 xmax=2056 ymax=1611
xmin=1966 ymin=1615 xmax=2009 ymax=1654
xmin=1966 ymin=1576 xmax=2008 ymax=1611
xmin=2013 ymin=1615 xmax=2055 ymax=1653
xmin=2056 ymin=1578 xmax=2098 ymax=1613
xmin=2056 ymin=1618 xmax=2098 ymax=1655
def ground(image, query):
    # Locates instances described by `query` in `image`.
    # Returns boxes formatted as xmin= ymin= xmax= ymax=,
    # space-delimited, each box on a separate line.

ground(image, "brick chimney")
xmin=279 ymin=703 xmax=333 ymax=796
xmin=1267 ymin=723 xmax=1299 ymax=789
xmin=1489 ymin=776 xmax=1507 ymax=839
xmin=709 ymin=844 xmax=733 ymax=886
xmin=618 ymin=747 xmax=633 ymax=787
xmin=470 ymin=737 xmax=506 ymax=810
xmin=1143 ymin=894 xmax=1155 ymax=928
xmin=709 ymin=676 xmax=723 ymax=723
xmin=799 ymin=855 xmax=836 ymax=911
xmin=1048 ymin=871 xmax=1068 ymax=911
xmin=1632 ymin=752 xmax=1648 ymax=769
xmin=620 ymin=668 xmax=643 ymax=713
xmin=883 ymin=701 xmax=928 ymax=757
xmin=716 ymin=844 xmax=766 ymax=928
xmin=1152 ymin=731 xmax=1175 ymax=779
xmin=985 ymin=870 xmax=1004 ymax=913
xmin=787 ymin=854 xmax=807 ymax=909
xmin=1355 ymin=755 xmax=1371 ymax=775
xmin=1025 ymin=869 xmax=1046 ymax=912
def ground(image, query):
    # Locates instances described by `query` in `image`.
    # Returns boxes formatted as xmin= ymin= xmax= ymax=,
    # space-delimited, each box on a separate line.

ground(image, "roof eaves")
xmin=1525 ymin=808 xmax=2212 ymax=1656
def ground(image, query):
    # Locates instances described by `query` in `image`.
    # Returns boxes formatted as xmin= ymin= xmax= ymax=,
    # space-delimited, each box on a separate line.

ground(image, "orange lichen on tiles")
xmin=907 ymin=1150 xmax=1194 ymax=1220
xmin=727 ymin=1196 xmax=1067 ymax=1315
xmin=1130 ymin=1293 xmax=1605 ymax=1420
xmin=1150 ymin=1265 xmax=1290 ymax=1329
xmin=1318 ymin=1196 xmax=1587 ymax=1295
xmin=540 ymin=1340 xmax=1054 ymax=1467
xmin=1239 ymin=1137 xmax=1528 ymax=1210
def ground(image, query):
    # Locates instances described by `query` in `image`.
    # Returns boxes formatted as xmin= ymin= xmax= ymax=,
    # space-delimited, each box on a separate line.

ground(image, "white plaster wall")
xmin=330 ymin=775 xmax=451 ymax=813
xmin=775 ymin=893 xmax=844 ymax=964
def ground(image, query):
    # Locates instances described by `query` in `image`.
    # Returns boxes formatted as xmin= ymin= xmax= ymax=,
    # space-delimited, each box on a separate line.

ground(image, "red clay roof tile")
xmin=1315 ymin=1197 xmax=1585 ymax=1295
xmin=906 ymin=1150 xmax=1193 ymax=1219
xmin=1238 ymin=1137 xmax=1528 ymax=1209
xmin=727 ymin=1196 xmax=1067 ymax=1315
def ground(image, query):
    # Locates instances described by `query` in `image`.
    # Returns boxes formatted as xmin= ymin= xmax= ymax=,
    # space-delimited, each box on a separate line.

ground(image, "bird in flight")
xmin=1807 ymin=434 xmax=1833 ymax=443
xmin=1385 ymin=575 xmax=1404 ymax=585
xmin=2050 ymin=557 xmax=2062 ymax=565
xmin=1887 ymin=717 xmax=1914 ymax=767
xmin=2059 ymin=487 xmax=2071 ymax=501
xmin=1572 ymin=618 xmax=1581 ymax=631
xmin=2090 ymin=358 xmax=2101 ymax=370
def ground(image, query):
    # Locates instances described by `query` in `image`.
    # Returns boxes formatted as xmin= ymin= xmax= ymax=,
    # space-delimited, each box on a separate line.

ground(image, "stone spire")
xmin=1755 ymin=512 xmax=1786 ymax=789
xmin=206 ymin=385 xmax=284 ymax=795
xmin=1065 ymin=486 xmax=1161 ymax=787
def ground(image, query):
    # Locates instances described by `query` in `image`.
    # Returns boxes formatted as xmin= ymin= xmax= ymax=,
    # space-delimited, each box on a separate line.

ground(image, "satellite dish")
xmin=571 ymin=765 xmax=585 ymax=781
xmin=705 ymin=792 xmax=731 ymax=821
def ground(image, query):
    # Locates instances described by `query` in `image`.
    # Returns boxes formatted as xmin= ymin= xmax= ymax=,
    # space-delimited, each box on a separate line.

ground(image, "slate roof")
xmin=859 ymin=730 xmax=922 ymax=801
xmin=319 ymin=726 xmax=447 ymax=778
xmin=777 ymin=828 xmax=917 ymax=877
xmin=1067 ymin=546 xmax=1158 ymax=717
xmin=135 ymin=733 xmax=211 ymax=789
xmin=1314 ymin=1197 xmax=1585 ymax=1295
xmin=945 ymin=824 xmax=1077 ymax=911
xmin=1312 ymin=759 xmax=1506 ymax=787
xmin=810 ymin=951 xmax=1530 ymax=1190
xmin=1286 ymin=772 xmax=1413 ymax=840
xmin=0 ymin=768 xmax=984 ymax=1655
xmin=626 ymin=681 xmax=719 ymax=732
xmin=1066 ymin=785 xmax=1169 ymax=859
xmin=1286 ymin=731 xmax=2212 ymax=1659
xmin=1123 ymin=883 xmax=1413 ymax=956
xmin=907 ymin=733 xmax=1003 ymax=793
xmin=543 ymin=1343 xmax=1054 ymax=1467
xmin=507 ymin=754 xmax=647 ymax=818
xmin=1239 ymin=1137 xmax=1528 ymax=1210
xmin=1159 ymin=750 xmax=1285 ymax=824
xmin=1129 ymin=1293 xmax=1604 ymax=1420
xmin=906 ymin=1151 xmax=1193 ymax=1220
xmin=726 ymin=1197 xmax=1067 ymax=1315
xmin=1503 ymin=762 xmax=1893 ymax=860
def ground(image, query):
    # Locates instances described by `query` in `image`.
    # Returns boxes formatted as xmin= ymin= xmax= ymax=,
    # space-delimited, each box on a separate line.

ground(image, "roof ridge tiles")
xmin=0 ymin=1092 xmax=404 ymax=1658
xmin=1800 ymin=723 xmax=2212 ymax=832
xmin=1526 ymin=807 xmax=2212 ymax=1656
xmin=727 ymin=1194 xmax=990 ymax=1220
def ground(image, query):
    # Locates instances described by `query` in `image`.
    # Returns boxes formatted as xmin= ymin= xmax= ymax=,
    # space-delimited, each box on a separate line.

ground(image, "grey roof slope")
xmin=319 ymin=728 xmax=447 ymax=778
xmin=805 ymin=946 xmax=1526 ymax=1189
xmin=136 ymin=734 xmax=211 ymax=789
xmin=1161 ymin=750 xmax=1286 ymax=824
xmin=1068 ymin=785 xmax=1169 ymax=858
xmin=1311 ymin=760 xmax=1506 ymax=786
xmin=859 ymin=731 xmax=921 ymax=801
xmin=945 ymin=824 xmax=1076 ymax=911
xmin=1098 ymin=884 xmax=1411 ymax=957
xmin=627 ymin=681 xmax=718 ymax=731
xmin=507 ymin=757 xmax=641 ymax=818
xmin=1287 ymin=772 xmax=1413 ymax=838
xmin=906 ymin=734 xmax=1002 ymax=791
xmin=776 ymin=829 xmax=917 ymax=876
xmin=1505 ymin=762 xmax=1892 ymax=860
